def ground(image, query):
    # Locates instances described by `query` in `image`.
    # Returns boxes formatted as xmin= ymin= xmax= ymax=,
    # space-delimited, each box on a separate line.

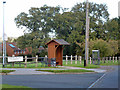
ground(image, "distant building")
xmin=38 ymin=46 xmax=45 ymax=53
xmin=1 ymin=42 xmax=32 ymax=56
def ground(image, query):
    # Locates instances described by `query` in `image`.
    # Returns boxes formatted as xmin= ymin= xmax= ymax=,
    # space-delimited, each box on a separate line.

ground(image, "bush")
xmin=89 ymin=39 xmax=118 ymax=57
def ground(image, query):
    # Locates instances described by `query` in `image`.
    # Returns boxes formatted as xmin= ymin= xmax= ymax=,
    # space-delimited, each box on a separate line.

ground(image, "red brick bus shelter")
xmin=46 ymin=39 xmax=70 ymax=66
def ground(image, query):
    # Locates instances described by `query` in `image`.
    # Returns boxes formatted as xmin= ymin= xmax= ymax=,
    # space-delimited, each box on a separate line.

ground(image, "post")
xmin=35 ymin=55 xmax=38 ymax=67
xmin=66 ymin=55 xmax=68 ymax=65
xmin=75 ymin=55 xmax=77 ymax=64
xmin=12 ymin=55 xmax=15 ymax=67
xmin=2 ymin=1 xmax=6 ymax=68
xmin=103 ymin=57 xmax=105 ymax=63
xmin=115 ymin=57 xmax=117 ymax=62
xmin=45 ymin=55 xmax=48 ymax=67
xmin=90 ymin=57 xmax=91 ymax=64
xmin=85 ymin=0 xmax=89 ymax=67
xmin=79 ymin=56 xmax=81 ymax=64
xmin=118 ymin=57 xmax=120 ymax=62
xmin=25 ymin=56 xmax=27 ymax=68
xmin=71 ymin=55 xmax=72 ymax=64
xmin=113 ymin=56 xmax=114 ymax=63
xmin=106 ymin=57 xmax=108 ymax=63
xmin=109 ymin=57 xmax=111 ymax=62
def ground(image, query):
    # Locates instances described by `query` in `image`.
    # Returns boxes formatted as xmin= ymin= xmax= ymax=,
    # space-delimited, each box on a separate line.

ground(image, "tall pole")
xmin=3 ymin=1 xmax=6 ymax=67
xmin=85 ymin=0 xmax=89 ymax=67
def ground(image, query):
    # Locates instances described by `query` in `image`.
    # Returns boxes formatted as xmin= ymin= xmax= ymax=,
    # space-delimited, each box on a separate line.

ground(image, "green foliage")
xmin=105 ymin=18 xmax=119 ymax=40
xmin=36 ymin=50 xmax=47 ymax=57
xmin=14 ymin=3 xmax=119 ymax=57
xmin=15 ymin=31 xmax=50 ymax=56
xmin=89 ymin=39 xmax=118 ymax=57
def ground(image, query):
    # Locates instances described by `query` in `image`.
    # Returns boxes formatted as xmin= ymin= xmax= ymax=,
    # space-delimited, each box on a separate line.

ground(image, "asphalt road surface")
xmin=91 ymin=66 xmax=119 ymax=88
xmin=2 ymin=73 xmax=103 ymax=88
xmin=2 ymin=66 xmax=119 ymax=89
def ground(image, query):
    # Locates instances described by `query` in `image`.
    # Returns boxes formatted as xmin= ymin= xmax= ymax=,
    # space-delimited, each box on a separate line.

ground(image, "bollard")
xmin=35 ymin=55 xmax=38 ymax=67
xmin=71 ymin=55 xmax=72 ymax=64
xmin=75 ymin=55 xmax=77 ymax=64
xmin=66 ymin=55 xmax=68 ymax=65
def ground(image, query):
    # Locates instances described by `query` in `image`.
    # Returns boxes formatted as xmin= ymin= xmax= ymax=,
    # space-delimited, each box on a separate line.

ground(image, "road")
xmin=2 ymin=73 xmax=103 ymax=88
xmin=2 ymin=66 xmax=119 ymax=89
xmin=91 ymin=66 xmax=119 ymax=89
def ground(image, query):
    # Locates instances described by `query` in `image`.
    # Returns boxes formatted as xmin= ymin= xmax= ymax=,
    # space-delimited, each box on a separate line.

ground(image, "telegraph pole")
xmin=84 ymin=0 xmax=89 ymax=67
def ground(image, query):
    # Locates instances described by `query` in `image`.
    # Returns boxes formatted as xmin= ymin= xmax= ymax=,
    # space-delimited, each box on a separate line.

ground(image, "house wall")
xmin=2 ymin=42 xmax=32 ymax=56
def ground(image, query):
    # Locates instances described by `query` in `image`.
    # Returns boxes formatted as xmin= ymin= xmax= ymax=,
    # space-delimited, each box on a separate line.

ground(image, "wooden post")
xmin=75 ymin=55 xmax=77 ymax=64
xmin=118 ymin=57 xmax=120 ymax=62
xmin=109 ymin=57 xmax=111 ymax=62
xmin=115 ymin=57 xmax=117 ymax=62
xmin=71 ymin=55 xmax=72 ymax=64
xmin=35 ymin=55 xmax=38 ymax=67
xmin=103 ymin=57 xmax=105 ymax=63
xmin=106 ymin=57 xmax=108 ymax=63
xmin=66 ymin=55 xmax=68 ymax=65
xmin=90 ymin=57 xmax=91 ymax=64
xmin=25 ymin=56 xmax=27 ymax=68
xmin=113 ymin=56 xmax=114 ymax=63
xmin=45 ymin=55 xmax=48 ymax=67
xmin=12 ymin=55 xmax=15 ymax=67
xmin=79 ymin=56 xmax=81 ymax=64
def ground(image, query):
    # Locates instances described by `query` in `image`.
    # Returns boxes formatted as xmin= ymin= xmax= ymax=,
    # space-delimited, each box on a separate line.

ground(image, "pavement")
xmin=1 ymin=66 xmax=107 ymax=75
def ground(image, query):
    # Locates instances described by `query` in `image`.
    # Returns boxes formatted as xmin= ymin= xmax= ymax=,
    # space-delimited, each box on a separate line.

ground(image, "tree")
xmin=89 ymin=39 xmax=118 ymax=57
xmin=15 ymin=5 xmax=61 ymax=36
xmin=15 ymin=31 xmax=50 ymax=56
xmin=105 ymin=18 xmax=119 ymax=41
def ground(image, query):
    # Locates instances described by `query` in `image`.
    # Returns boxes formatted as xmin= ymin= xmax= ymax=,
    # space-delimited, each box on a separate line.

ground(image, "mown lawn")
xmin=0 ymin=59 xmax=119 ymax=69
xmin=0 ymin=62 xmax=58 ymax=68
xmin=36 ymin=69 xmax=94 ymax=73
xmin=63 ymin=60 xmax=100 ymax=68
xmin=63 ymin=60 xmax=119 ymax=68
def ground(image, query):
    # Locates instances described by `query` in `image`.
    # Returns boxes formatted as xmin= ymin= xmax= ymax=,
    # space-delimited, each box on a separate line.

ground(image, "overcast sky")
xmin=0 ymin=0 xmax=119 ymax=39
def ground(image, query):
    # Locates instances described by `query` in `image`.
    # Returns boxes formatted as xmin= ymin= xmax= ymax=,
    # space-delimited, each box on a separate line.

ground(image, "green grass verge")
xmin=36 ymin=69 xmax=94 ymax=73
xmin=0 ymin=62 xmax=59 ymax=68
xmin=0 ymin=60 xmax=119 ymax=69
xmin=0 ymin=70 xmax=15 ymax=73
xmin=63 ymin=60 xmax=119 ymax=68
xmin=63 ymin=60 xmax=100 ymax=68
xmin=1 ymin=84 xmax=33 ymax=89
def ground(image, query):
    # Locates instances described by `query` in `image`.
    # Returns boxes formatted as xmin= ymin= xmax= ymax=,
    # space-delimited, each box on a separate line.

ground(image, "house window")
xmin=14 ymin=51 xmax=16 ymax=54
xmin=20 ymin=50 xmax=22 ymax=54
xmin=23 ymin=50 xmax=25 ymax=54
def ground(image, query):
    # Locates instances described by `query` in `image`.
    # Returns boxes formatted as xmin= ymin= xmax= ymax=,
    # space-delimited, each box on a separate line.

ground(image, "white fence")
xmin=63 ymin=55 xmax=120 ymax=65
